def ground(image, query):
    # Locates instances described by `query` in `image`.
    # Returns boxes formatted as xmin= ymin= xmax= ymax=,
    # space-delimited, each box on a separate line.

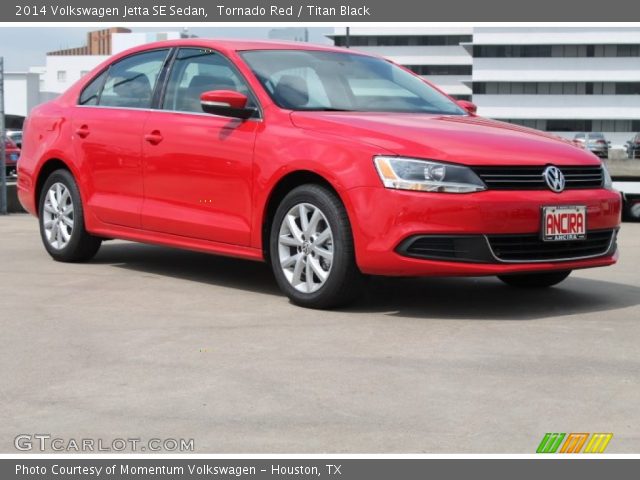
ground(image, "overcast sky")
xmin=0 ymin=27 xmax=335 ymax=71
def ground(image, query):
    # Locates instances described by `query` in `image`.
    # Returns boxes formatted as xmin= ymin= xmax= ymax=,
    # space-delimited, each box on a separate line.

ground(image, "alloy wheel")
xmin=277 ymin=202 xmax=334 ymax=293
xmin=42 ymin=182 xmax=74 ymax=250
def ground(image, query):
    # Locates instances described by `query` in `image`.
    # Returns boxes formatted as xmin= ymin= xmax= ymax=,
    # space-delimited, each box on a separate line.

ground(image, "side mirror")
xmin=456 ymin=100 xmax=477 ymax=115
xmin=200 ymin=90 xmax=255 ymax=119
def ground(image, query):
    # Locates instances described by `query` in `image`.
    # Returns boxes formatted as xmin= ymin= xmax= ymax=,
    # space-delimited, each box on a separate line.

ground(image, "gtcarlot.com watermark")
xmin=15 ymin=434 xmax=195 ymax=452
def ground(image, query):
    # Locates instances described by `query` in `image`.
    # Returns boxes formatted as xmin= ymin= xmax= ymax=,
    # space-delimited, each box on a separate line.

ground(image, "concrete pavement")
xmin=1 ymin=214 xmax=639 ymax=453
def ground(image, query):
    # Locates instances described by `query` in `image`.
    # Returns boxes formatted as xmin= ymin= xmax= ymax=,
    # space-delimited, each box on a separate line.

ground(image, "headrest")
xmin=274 ymin=75 xmax=309 ymax=109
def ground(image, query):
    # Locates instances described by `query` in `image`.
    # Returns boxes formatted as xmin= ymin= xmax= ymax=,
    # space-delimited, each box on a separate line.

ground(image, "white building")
xmin=468 ymin=27 xmax=640 ymax=146
xmin=330 ymin=26 xmax=640 ymax=147
xmin=37 ymin=31 xmax=182 ymax=96
xmin=3 ymin=72 xmax=41 ymax=118
xmin=329 ymin=27 xmax=473 ymax=99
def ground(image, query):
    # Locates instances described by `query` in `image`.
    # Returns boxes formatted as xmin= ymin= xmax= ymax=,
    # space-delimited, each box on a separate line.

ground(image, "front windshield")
xmin=240 ymin=50 xmax=466 ymax=115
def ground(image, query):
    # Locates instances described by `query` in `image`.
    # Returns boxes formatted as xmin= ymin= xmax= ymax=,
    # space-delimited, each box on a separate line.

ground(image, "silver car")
xmin=573 ymin=132 xmax=610 ymax=158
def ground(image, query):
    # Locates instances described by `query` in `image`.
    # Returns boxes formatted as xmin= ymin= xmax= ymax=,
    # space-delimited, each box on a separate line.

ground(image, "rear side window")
xmin=79 ymin=70 xmax=107 ymax=106
xmin=80 ymin=49 xmax=169 ymax=109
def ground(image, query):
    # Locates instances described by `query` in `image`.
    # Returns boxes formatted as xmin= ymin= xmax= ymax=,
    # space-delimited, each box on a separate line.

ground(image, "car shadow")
xmin=93 ymin=241 xmax=640 ymax=321
xmin=352 ymin=275 xmax=640 ymax=320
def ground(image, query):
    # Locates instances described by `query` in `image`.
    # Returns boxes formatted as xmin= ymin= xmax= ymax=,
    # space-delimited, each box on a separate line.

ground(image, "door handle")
xmin=144 ymin=130 xmax=163 ymax=145
xmin=75 ymin=125 xmax=90 ymax=138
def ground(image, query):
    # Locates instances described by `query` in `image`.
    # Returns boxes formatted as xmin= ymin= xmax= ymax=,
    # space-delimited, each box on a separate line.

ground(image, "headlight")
xmin=601 ymin=162 xmax=613 ymax=189
xmin=374 ymin=156 xmax=486 ymax=193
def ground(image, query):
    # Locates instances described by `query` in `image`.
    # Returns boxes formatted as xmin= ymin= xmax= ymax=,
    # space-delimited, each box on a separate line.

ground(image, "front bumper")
xmin=347 ymin=186 xmax=621 ymax=276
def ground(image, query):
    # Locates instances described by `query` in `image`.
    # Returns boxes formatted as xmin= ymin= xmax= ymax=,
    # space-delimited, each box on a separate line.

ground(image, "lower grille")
xmin=474 ymin=165 xmax=604 ymax=190
xmin=401 ymin=235 xmax=495 ymax=263
xmin=487 ymin=229 xmax=615 ymax=262
xmin=398 ymin=229 xmax=616 ymax=264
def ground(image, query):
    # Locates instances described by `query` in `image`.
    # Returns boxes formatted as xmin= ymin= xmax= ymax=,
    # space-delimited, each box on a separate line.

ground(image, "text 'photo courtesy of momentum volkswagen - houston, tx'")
xmin=17 ymin=39 xmax=621 ymax=308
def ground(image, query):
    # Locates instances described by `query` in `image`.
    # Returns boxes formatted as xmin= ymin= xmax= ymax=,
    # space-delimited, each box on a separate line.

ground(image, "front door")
xmin=141 ymin=48 xmax=260 ymax=245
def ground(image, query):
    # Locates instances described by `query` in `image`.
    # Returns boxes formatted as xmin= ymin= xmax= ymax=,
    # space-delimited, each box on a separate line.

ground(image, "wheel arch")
xmin=260 ymin=170 xmax=346 ymax=260
xmin=34 ymin=158 xmax=75 ymax=216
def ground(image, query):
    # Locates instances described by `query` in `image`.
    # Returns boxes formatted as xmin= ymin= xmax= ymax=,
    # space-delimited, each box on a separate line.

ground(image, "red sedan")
xmin=17 ymin=40 xmax=621 ymax=308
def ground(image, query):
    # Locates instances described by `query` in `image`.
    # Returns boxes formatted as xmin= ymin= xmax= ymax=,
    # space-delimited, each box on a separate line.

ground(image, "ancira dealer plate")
xmin=542 ymin=205 xmax=587 ymax=241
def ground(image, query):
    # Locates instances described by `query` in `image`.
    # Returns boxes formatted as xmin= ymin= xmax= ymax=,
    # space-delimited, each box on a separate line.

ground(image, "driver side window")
xmin=162 ymin=48 xmax=256 ymax=114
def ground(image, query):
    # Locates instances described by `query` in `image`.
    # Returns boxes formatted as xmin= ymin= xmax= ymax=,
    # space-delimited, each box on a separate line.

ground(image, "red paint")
xmin=200 ymin=90 xmax=248 ymax=109
xmin=17 ymin=39 xmax=621 ymax=277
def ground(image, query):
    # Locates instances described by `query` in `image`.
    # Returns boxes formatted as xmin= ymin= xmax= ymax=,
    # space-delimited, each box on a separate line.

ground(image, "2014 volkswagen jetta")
xmin=17 ymin=40 xmax=621 ymax=308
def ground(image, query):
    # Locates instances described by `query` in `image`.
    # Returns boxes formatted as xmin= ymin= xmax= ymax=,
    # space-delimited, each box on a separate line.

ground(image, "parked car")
xmin=625 ymin=133 xmax=640 ymax=159
xmin=3 ymin=135 xmax=20 ymax=177
xmin=573 ymin=132 xmax=610 ymax=158
xmin=7 ymin=130 xmax=23 ymax=149
xmin=18 ymin=40 xmax=621 ymax=308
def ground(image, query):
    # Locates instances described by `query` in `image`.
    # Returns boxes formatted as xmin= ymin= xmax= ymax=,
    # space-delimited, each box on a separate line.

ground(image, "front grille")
xmin=474 ymin=165 xmax=604 ymax=190
xmin=487 ymin=229 xmax=615 ymax=262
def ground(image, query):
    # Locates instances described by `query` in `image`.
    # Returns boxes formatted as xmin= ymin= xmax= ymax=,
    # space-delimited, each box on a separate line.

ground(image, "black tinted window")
xmin=99 ymin=49 xmax=169 ymax=109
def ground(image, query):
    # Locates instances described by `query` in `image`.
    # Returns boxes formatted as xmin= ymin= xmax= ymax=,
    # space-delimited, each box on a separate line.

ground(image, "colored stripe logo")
xmin=537 ymin=433 xmax=613 ymax=453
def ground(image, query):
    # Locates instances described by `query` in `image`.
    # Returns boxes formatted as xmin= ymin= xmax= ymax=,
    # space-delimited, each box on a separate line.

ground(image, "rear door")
xmin=140 ymin=47 xmax=260 ymax=245
xmin=72 ymin=48 xmax=170 ymax=228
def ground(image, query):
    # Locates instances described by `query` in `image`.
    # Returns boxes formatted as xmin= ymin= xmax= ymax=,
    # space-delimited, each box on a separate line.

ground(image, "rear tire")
xmin=497 ymin=270 xmax=571 ymax=288
xmin=269 ymin=184 xmax=362 ymax=309
xmin=38 ymin=169 xmax=102 ymax=262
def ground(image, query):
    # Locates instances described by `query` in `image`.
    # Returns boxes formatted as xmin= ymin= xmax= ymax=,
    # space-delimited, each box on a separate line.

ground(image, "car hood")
xmin=289 ymin=112 xmax=601 ymax=166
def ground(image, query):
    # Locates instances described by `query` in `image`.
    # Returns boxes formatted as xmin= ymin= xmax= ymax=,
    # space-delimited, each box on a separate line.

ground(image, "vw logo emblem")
xmin=543 ymin=165 xmax=565 ymax=193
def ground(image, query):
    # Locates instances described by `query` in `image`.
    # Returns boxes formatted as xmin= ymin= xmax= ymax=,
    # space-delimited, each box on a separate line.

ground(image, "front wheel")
xmin=497 ymin=270 xmax=571 ymax=288
xmin=39 ymin=169 xmax=102 ymax=262
xmin=269 ymin=184 xmax=362 ymax=309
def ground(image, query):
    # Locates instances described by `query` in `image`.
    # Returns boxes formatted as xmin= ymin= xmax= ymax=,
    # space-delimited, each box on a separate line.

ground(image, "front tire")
xmin=39 ymin=169 xmax=102 ymax=262
xmin=497 ymin=270 xmax=571 ymax=288
xmin=269 ymin=184 xmax=362 ymax=309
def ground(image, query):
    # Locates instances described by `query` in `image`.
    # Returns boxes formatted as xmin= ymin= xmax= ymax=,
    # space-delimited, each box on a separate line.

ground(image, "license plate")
xmin=542 ymin=206 xmax=586 ymax=241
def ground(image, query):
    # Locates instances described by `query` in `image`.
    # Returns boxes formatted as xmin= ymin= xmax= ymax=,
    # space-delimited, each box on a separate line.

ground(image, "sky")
xmin=0 ymin=27 xmax=335 ymax=71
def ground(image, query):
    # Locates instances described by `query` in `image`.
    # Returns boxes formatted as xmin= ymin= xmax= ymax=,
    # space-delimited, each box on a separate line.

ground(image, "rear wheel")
xmin=497 ymin=270 xmax=571 ymax=288
xmin=39 ymin=169 xmax=102 ymax=262
xmin=269 ymin=184 xmax=362 ymax=309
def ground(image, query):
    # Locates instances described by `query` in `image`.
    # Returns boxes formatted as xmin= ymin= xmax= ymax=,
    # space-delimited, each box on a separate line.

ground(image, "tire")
xmin=497 ymin=270 xmax=571 ymax=288
xmin=625 ymin=200 xmax=640 ymax=222
xmin=38 ymin=169 xmax=102 ymax=262
xmin=269 ymin=184 xmax=362 ymax=309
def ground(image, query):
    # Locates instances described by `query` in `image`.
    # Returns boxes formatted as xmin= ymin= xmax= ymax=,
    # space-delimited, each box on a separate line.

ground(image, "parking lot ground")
xmin=1 ymin=214 xmax=639 ymax=453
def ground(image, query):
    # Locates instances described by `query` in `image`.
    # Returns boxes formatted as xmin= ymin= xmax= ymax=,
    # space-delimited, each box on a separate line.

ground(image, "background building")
xmin=47 ymin=27 xmax=131 ymax=56
xmin=331 ymin=26 xmax=640 ymax=147
xmin=268 ymin=27 xmax=309 ymax=42
xmin=468 ymin=27 xmax=640 ymax=146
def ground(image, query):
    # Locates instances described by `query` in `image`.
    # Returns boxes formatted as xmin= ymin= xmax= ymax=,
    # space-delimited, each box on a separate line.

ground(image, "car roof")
xmin=116 ymin=38 xmax=356 ymax=56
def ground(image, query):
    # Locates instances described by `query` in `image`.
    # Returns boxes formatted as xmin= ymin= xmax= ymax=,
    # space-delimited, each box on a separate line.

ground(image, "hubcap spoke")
xmin=286 ymin=215 xmax=304 ymax=243
xmin=291 ymin=254 xmax=305 ymax=286
xmin=306 ymin=209 xmax=322 ymax=236
xmin=315 ymin=228 xmax=331 ymax=246
xmin=278 ymin=202 xmax=334 ymax=294
xmin=308 ymin=256 xmax=328 ymax=282
xmin=313 ymin=246 xmax=333 ymax=262
xmin=279 ymin=234 xmax=301 ymax=247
